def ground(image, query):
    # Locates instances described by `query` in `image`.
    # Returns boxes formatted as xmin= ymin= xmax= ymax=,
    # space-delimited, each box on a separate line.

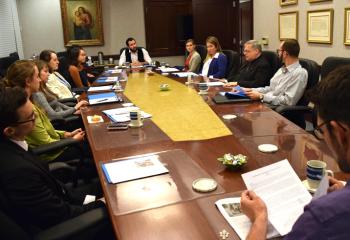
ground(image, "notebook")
xmin=87 ymin=92 xmax=121 ymax=105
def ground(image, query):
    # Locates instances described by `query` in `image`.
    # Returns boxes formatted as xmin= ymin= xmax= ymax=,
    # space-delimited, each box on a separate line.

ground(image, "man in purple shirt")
xmin=240 ymin=65 xmax=350 ymax=240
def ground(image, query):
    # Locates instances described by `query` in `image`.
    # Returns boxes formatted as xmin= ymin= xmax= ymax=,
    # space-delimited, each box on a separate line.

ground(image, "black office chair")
xmin=9 ymin=52 xmax=20 ymax=61
xmin=320 ymin=56 xmax=350 ymax=79
xmin=222 ymin=49 xmax=240 ymax=79
xmin=57 ymin=51 xmax=68 ymax=59
xmin=195 ymin=44 xmax=207 ymax=69
xmin=0 ymin=54 xmax=18 ymax=78
xmin=261 ymin=51 xmax=281 ymax=79
xmin=275 ymin=58 xmax=320 ymax=129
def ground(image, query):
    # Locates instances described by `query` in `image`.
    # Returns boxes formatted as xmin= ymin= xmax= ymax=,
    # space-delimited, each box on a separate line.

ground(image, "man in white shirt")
xmin=118 ymin=37 xmax=152 ymax=67
xmin=243 ymin=39 xmax=308 ymax=106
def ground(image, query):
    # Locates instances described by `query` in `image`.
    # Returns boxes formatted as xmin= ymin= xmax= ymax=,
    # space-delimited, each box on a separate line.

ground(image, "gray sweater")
xmin=32 ymin=92 xmax=76 ymax=120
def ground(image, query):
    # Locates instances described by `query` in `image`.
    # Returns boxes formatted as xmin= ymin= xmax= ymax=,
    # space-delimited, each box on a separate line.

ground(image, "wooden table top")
xmin=81 ymin=70 xmax=348 ymax=239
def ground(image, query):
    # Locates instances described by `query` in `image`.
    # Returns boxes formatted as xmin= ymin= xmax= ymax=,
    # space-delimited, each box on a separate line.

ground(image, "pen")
xmin=95 ymin=98 xmax=109 ymax=103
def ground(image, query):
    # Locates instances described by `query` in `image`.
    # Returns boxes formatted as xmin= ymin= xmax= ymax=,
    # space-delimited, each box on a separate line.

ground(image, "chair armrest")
xmin=31 ymin=138 xmax=80 ymax=155
xmin=64 ymin=115 xmax=80 ymax=123
xmin=275 ymin=105 xmax=313 ymax=115
xmin=34 ymin=207 xmax=109 ymax=240
xmin=57 ymin=98 xmax=77 ymax=104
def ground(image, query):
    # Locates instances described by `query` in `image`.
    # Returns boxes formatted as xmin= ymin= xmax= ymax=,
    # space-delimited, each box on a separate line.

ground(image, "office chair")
xmin=222 ymin=49 xmax=240 ymax=79
xmin=321 ymin=56 xmax=350 ymax=79
xmin=0 ymin=54 xmax=18 ymax=78
xmin=195 ymin=44 xmax=207 ymax=69
xmin=275 ymin=58 xmax=320 ymax=129
xmin=261 ymin=51 xmax=281 ymax=79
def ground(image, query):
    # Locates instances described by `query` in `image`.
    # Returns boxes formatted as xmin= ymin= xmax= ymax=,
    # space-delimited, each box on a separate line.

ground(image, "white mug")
xmin=306 ymin=160 xmax=334 ymax=189
xmin=129 ymin=110 xmax=143 ymax=128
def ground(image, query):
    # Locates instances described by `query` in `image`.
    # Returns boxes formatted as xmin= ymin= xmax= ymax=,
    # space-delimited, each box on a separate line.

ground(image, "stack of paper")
xmin=157 ymin=67 xmax=180 ymax=73
xmin=87 ymin=85 xmax=113 ymax=92
xmin=198 ymin=81 xmax=224 ymax=87
xmin=172 ymin=72 xmax=198 ymax=78
xmin=88 ymin=92 xmax=121 ymax=105
xmin=103 ymin=107 xmax=152 ymax=122
xmin=95 ymin=76 xmax=119 ymax=83
xmin=241 ymin=160 xmax=312 ymax=236
xmin=102 ymin=155 xmax=169 ymax=184
xmin=106 ymin=69 xmax=122 ymax=74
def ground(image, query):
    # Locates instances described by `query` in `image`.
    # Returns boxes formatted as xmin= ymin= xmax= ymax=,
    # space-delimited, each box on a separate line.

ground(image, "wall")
xmin=16 ymin=0 xmax=184 ymax=65
xmin=254 ymin=0 xmax=350 ymax=64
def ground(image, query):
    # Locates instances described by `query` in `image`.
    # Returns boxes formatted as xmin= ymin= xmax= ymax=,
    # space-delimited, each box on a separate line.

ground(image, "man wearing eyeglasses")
xmin=0 ymin=87 xmax=112 ymax=238
xmin=242 ymin=39 xmax=307 ymax=106
xmin=240 ymin=65 xmax=350 ymax=239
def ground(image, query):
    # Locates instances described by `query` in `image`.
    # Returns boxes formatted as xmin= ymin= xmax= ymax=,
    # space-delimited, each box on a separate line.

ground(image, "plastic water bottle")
xmin=87 ymin=56 xmax=93 ymax=66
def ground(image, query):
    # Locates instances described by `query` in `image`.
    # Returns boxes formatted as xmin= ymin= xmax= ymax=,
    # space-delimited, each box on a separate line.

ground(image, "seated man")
xmin=227 ymin=40 xmax=271 ymax=88
xmin=118 ymin=37 xmax=152 ymax=66
xmin=242 ymin=39 xmax=307 ymax=106
xmin=240 ymin=65 xmax=350 ymax=240
xmin=0 ymin=87 xmax=109 ymax=236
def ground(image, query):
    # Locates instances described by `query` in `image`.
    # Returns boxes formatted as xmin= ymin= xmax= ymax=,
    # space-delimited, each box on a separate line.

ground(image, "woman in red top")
xmin=183 ymin=39 xmax=201 ymax=73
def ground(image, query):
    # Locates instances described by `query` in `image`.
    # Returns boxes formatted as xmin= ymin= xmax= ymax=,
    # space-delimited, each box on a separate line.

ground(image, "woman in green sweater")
xmin=4 ymin=60 xmax=86 ymax=162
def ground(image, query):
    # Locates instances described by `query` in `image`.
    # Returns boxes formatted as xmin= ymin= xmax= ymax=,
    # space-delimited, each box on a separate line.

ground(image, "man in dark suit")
xmin=0 ymin=87 xmax=107 ymax=235
xmin=227 ymin=40 xmax=272 ymax=88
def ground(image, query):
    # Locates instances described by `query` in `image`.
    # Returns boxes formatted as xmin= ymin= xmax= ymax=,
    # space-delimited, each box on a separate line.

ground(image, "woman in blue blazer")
xmin=201 ymin=36 xmax=227 ymax=79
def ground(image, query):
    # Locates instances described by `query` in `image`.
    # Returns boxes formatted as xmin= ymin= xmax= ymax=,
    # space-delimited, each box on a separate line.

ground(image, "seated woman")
xmin=39 ymin=50 xmax=75 ymax=99
xmin=201 ymin=36 xmax=227 ymax=79
xmin=4 ymin=60 xmax=87 ymax=163
xmin=67 ymin=45 xmax=94 ymax=88
xmin=184 ymin=39 xmax=201 ymax=73
xmin=32 ymin=60 xmax=88 ymax=121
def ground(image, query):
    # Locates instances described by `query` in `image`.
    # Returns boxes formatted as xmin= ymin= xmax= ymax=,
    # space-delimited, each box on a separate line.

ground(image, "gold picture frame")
xmin=279 ymin=11 xmax=298 ymax=40
xmin=60 ymin=0 xmax=104 ymax=46
xmin=308 ymin=0 xmax=332 ymax=3
xmin=307 ymin=9 xmax=333 ymax=44
xmin=344 ymin=8 xmax=350 ymax=45
xmin=280 ymin=0 xmax=298 ymax=6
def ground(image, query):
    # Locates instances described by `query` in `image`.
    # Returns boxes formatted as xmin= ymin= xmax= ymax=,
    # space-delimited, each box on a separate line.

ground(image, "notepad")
xmin=102 ymin=154 xmax=169 ymax=184
xmin=88 ymin=92 xmax=121 ymax=105
xmin=95 ymin=76 xmax=119 ymax=83
xmin=102 ymin=107 xmax=152 ymax=122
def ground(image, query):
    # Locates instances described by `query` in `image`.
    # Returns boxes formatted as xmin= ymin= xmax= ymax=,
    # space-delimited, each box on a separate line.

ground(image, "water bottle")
xmin=98 ymin=51 xmax=104 ymax=65
xmin=87 ymin=56 xmax=93 ymax=66
xmin=31 ymin=53 xmax=37 ymax=60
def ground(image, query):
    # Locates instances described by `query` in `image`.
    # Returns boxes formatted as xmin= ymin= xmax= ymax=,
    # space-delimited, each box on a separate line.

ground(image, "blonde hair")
xmin=35 ymin=60 xmax=58 ymax=102
xmin=205 ymin=36 xmax=223 ymax=61
xmin=5 ymin=60 xmax=36 ymax=88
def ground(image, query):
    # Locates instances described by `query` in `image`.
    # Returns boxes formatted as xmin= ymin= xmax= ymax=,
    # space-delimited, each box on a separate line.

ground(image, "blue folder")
xmin=225 ymin=86 xmax=249 ymax=99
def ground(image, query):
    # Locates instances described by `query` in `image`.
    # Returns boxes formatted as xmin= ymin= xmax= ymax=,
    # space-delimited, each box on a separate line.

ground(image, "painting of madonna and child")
xmin=60 ymin=0 xmax=104 ymax=46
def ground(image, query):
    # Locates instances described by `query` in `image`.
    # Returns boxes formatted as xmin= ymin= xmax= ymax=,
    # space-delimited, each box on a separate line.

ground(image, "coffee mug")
xmin=129 ymin=110 xmax=143 ymax=127
xmin=198 ymin=83 xmax=209 ymax=94
xmin=306 ymin=160 xmax=334 ymax=189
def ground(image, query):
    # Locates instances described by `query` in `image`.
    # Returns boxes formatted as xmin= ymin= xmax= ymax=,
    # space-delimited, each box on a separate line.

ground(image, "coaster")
xmin=87 ymin=115 xmax=104 ymax=123
xmin=258 ymin=144 xmax=278 ymax=153
xmin=192 ymin=178 xmax=217 ymax=193
xmin=222 ymin=114 xmax=237 ymax=120
xmin=302 ymin=179 xmax=317 ymax=194
xmin=122 ymin=103 xmax=134 ymax=107
xmin=128 ymin=122 xmax=143 ymax=128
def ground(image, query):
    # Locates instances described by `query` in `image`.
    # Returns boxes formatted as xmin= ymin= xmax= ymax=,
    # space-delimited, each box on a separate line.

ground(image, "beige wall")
xmin=16 ymin=0 xmax=184 ymax=65
xmin=254 ymin=0 xmax=350 ymax=64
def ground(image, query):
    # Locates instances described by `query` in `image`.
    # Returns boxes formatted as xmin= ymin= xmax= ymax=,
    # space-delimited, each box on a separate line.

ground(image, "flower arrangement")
xmin=217 ymin=153 xmax=247 ymax=170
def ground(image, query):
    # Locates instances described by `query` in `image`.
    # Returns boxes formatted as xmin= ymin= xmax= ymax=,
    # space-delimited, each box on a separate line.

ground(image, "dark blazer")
xmin=228 ymin=55 xmax=272 ymax=88
xmin=205 ymin=53 xmax=227 ymax=79
xmin=0 ymin=139 xmax=103 ymax=231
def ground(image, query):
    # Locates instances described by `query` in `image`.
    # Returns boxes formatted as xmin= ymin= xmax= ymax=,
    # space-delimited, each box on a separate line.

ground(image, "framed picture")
xmin=308 ymin=0 xmax=332 ymax=3
xmin=344 ymin=8 xmax=350 ymax=45
xmin=307 ymin=9 xmax=333 ymax=44
xmin=279 ymin=11 xmax=298 ymax=40
xmin=60 ymin=0 xmax=104 ymax=46
xmin=279 ymin=0 xmax=298 ymax=6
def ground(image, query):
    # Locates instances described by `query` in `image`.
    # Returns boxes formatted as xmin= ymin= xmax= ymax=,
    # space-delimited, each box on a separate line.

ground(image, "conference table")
xmin=81 ymin=69 xmax=347 ymax=240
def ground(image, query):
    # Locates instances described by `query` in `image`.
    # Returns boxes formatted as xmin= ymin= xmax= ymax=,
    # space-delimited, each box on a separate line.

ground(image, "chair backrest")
xmin=261 ymin=51 xmax=281 ymax=78
xmin=195 ymin=44 xmax=207 ymax=66
xmin=56 ymin=51 xmax=68 ymax=59
xmin=222 ymin=49 xmax=240 ymax=78
xmin=57 ymin=56 xmax=71 ymax=83
xmin=0 ymin=55 xmax=18 ymax=78
xmin=298 ymin=58 xmax=320 ymax=106
xmin=119 ymin=47 xmax=128 ymax=56
xmin=9 ymin=52 xmax=19 ymax=61
xmin=321 ymin=56 xmax=350 ymax=80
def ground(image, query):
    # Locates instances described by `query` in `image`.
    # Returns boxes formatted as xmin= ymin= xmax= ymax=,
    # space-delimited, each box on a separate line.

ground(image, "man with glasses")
xmin=240 ymin=65 xmax=350 ymax=239
xmin=227 ymin=40 xmax=271 ymax=88
xmin=242 ymin=39 xmax=307 ymax=106
xmin=0 ymin=87 xmax=112 ymax=238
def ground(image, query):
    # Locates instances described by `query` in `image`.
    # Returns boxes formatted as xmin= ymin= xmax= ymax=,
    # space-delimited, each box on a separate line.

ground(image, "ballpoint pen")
xmin=95 ymin=98 xmax=109 ymax=103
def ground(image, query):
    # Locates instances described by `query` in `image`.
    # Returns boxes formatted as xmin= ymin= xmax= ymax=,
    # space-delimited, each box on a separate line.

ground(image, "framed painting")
xmin=307 ymin=9 xmax=333 ymax=44
xmin=308 ymin=0 xmax=332 ymax=3
xmin=279 ymin=11 xmax=298 ymax=40
xmin=344 ymin=8 xmax=350 ymax=45
xmin=280 ymin=0 xmax=298 ymax=7
xmin=60 ymin=0 xmax=104 ymax=46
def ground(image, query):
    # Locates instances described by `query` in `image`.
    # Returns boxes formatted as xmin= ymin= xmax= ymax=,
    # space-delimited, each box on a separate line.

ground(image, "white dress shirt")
xmin=201 ymin=52 xmax=219 ymax=77
xmin=10 ymin=139 xmax=29 ymax=151
xmin=255 ymin=61 xmax=308 ymax=106
xmin=118 ymin=48 xmax=152 ymax=66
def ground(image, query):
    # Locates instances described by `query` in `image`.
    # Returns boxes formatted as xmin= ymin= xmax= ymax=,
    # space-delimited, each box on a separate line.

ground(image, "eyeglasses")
xmin=12 ymin=112 xmax=36 ymax=126
xmin=314 ymin=121 xmax=328 ymax=140
xmin=314 ymin=120 xmax=348 ymax=140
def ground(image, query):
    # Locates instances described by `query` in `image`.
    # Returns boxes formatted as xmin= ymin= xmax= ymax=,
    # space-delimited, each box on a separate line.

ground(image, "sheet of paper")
xmin=87 ymin=85 xmax=113 ymax=92
xmin=215 ymin=198 xmax=279 ymax=239
xmin=96 ymin=76 xmax=119 ymax=83
xmin=106 ymin=111 xmax=152 ymax=122
xmin=106 ymin=69 xmax=122 ymax=74
xmin=157 ymin=67 xmax=180 ymax=73
xmin=241 ymin=160 xmax=312 ymax=236
xmin=103 ymin=106 xmax=140 ymax=116
xmin=173 ymin=72 xmax=198 ymax=78
xmin=312 ymin=175 xmax=329 ymax=200
xmin=102 ymin=154 xmax=169 ymax=184
xmin=204 ymin=82 xmax=224 ymax=87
